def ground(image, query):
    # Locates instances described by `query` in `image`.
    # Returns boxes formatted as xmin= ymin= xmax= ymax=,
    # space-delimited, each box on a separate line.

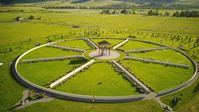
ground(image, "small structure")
xmin=97 ymin=40 xmax=111 ymax=55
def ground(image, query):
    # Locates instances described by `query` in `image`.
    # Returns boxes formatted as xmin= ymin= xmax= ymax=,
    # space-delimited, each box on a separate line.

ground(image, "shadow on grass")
xmin=192 ymin=81 xmax=199 ymax=96
xmin=69 ymin=58 xmax=87 ymax=65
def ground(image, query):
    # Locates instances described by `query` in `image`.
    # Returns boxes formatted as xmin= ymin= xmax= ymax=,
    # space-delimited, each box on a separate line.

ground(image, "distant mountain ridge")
xmin=1 ymin=0 xmax=199 ymax=8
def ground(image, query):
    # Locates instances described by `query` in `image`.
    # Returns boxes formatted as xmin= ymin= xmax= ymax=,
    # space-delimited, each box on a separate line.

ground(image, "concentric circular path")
xmin=12 ymin=37 xmax=198 ymax=103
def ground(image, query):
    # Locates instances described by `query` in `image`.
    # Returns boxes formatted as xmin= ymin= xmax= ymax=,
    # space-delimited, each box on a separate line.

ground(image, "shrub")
xmin=28 ymin=15 xmax=34 ymax=20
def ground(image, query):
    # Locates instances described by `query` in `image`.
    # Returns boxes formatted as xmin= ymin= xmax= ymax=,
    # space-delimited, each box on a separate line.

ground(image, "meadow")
xmin=161 ymin=77 xmax=199 ymax=112
xmin=18 ymin=59 xmax=86 ymax=86
xmin=128 ymin=49 xmax=192 ymax=65
xmin=0 ymin=6 xmax=199 ymax=112
xmin=21 ymin=47 xmax=81 ymax=60
xmin=15 ymin=99 xmax=163 ymax=112
xmin=119 ymin=40 xmax=161 ymax=50
xmin=55 ymin=39 xmax=91 ymax=49
xmin=56 ymin=62 xmax=138 ymax=96
xmin=120 ymin=60 xmax=194 ymax=92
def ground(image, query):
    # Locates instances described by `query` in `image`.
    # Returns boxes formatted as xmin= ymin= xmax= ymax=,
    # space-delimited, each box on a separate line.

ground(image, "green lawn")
xmin=91 ymin=38 xmax=123 ymax=47
xmin=129 ymin=49 xmax=192 ymax=65
xmin=56 ymin=62 xmax=138 ymax=96
xmin=0 ymin=65 xmax=24 ymax=112
xmin=15 ymin=99 xmax=163 ymax=112
xmin=55 ymin=39 xmax=91 ymax=50
xmin=0 ymin=22 xmax=70 ymax=47
xmin=119 ymin=40 xmax=160 ymax=50
xmin=18 ymin=59 xmax=86 ymax=86
xmin=21 ymin=47 xmax=80 ymax=60
xmin=161 ymin=78 xmax=199 ymax=112
xmin=120 ymin=60 xmax=194 ymax=92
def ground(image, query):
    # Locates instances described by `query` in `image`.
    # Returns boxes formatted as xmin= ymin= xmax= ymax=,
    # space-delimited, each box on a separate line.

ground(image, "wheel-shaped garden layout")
xmin=13 ymin=38 xmax=198 ymax=103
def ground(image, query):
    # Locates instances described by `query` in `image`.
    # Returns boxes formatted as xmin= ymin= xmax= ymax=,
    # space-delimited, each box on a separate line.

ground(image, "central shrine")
xmin=97 ymin=40 xmax=111 ymax=56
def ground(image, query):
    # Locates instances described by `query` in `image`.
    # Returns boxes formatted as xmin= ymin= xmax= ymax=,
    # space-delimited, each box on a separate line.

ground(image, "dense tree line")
xmin=147 ymin=9 xmax=199 ymax=17
xmin=15 ymin=15 xmax=42 ymax=22
xmin=101 ymin=9 xmax=135 ymax=15
xmin=136 ymin=31 xmax=199 ymax=62
xmin=172 ymin=10 xmax=199 ymax=17
xmin=147 ymin=9 xmax=160 ymax=16
xmin=136 ymin=32 xmax=199 ymax=49
xmin=147 ymin=9 xmax=171 ymax=16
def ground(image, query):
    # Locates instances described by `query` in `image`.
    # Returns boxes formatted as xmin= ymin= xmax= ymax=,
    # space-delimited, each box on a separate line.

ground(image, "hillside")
xmin=0 ymin=0 xmax=199 ymax=9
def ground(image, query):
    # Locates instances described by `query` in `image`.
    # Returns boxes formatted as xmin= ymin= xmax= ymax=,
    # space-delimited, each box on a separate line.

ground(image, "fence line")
xmin=83 ymin=37 xmax=99 ymax=49
xmin=125 ymin=56 xmax=189 ymax=69
xmin=49 ymin=59 xmax=95 ymax=88
xmin=125 ymin=47 xmax=168 ymax=53
xmin=21 ymin=55 xmax=84 ymax=63
xmin=47 ymin=44 xmax=86 ymax=52
xmin=113 ymin=38 xmax=129 ymax=50
xmin=112 ymin=60 xmax=151 ymax=93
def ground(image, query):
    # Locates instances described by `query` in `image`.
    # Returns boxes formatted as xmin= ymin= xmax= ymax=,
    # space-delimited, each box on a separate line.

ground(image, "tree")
xmin=9 ymin=48 xmax=12 ymax=52
xmin=154 ymin=9 xmax=159 ymax=15
xmin=173 ymin=10 xmax=199 ymax=17
xmin=28 ymin=15 xmax=34 ymax=20
xmin=186 ymin=10 xmax=199 ymax=17
xmin=164 ymin=11 xmax=170 ymax=16
xmin=121 ymin=9 xmax=128 ymax=14
xmin=148 ymin=10 xmax=153 ymax=16
xmin=29 ymin=38 xmax=32 ymax=42
xmin=173 ymin=11 xmax=180 ymax=17
xmin=147 ymin=9 xmax=160 ymax=16
xmin=180 ymin=11 xmax=185 ymax=17
xmin=101 ymin=9 xmax=110 ymax=14
xmin=112 ymin=10 xmax=117 ymax=14
xmin=15 ymin=16 xmax=23 ymax=22
xmin=193 ymin=37 xmax=199 ymax=48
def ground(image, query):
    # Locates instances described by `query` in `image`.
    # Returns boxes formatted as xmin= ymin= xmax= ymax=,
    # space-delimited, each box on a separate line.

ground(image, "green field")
xmin=128 ymin=49 xmax=192 ymax=65
xmin=0 ymin=22 xmax=70 ymax=47
xmin=56 ymin=62 xmax=138 ymax=96
xmin=55 ymin=39 xmax=91 ymax=50
xmin=18 ymin=59 xmax=87 ymax=86
xmin=21 ymin=47 xmax=80 ymax=60
xmin=120 ymin=60 xmax=194 ymax=92
xmin=0 ymin=5 xmax=199 ymax=112
xmin=119 ymin=40 xmax=161 ymax=50
xmin=15 ymin=99 xmax=163 ymax=112
xmin=161 ymin=78 xmax=199 ymax=112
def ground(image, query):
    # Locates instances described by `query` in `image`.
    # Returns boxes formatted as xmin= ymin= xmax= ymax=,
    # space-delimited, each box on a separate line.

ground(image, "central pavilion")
xmin=97 ymin=40 xmax=111 ymax=55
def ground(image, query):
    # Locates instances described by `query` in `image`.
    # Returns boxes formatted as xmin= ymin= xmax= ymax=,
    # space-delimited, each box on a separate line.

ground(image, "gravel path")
xmin=15 ymin=97 xmax=54 ymax=110
xmin=89 ymin=50 xmax=120 ymax=59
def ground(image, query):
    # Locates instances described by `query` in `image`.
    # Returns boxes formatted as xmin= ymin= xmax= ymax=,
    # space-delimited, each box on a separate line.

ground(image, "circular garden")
xmin=13 ymin=38 xmax=197 ymax=102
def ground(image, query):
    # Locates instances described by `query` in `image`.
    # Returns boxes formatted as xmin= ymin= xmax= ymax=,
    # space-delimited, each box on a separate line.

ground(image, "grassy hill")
xmin=1 ymin=0 xmax=199 ymax=8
